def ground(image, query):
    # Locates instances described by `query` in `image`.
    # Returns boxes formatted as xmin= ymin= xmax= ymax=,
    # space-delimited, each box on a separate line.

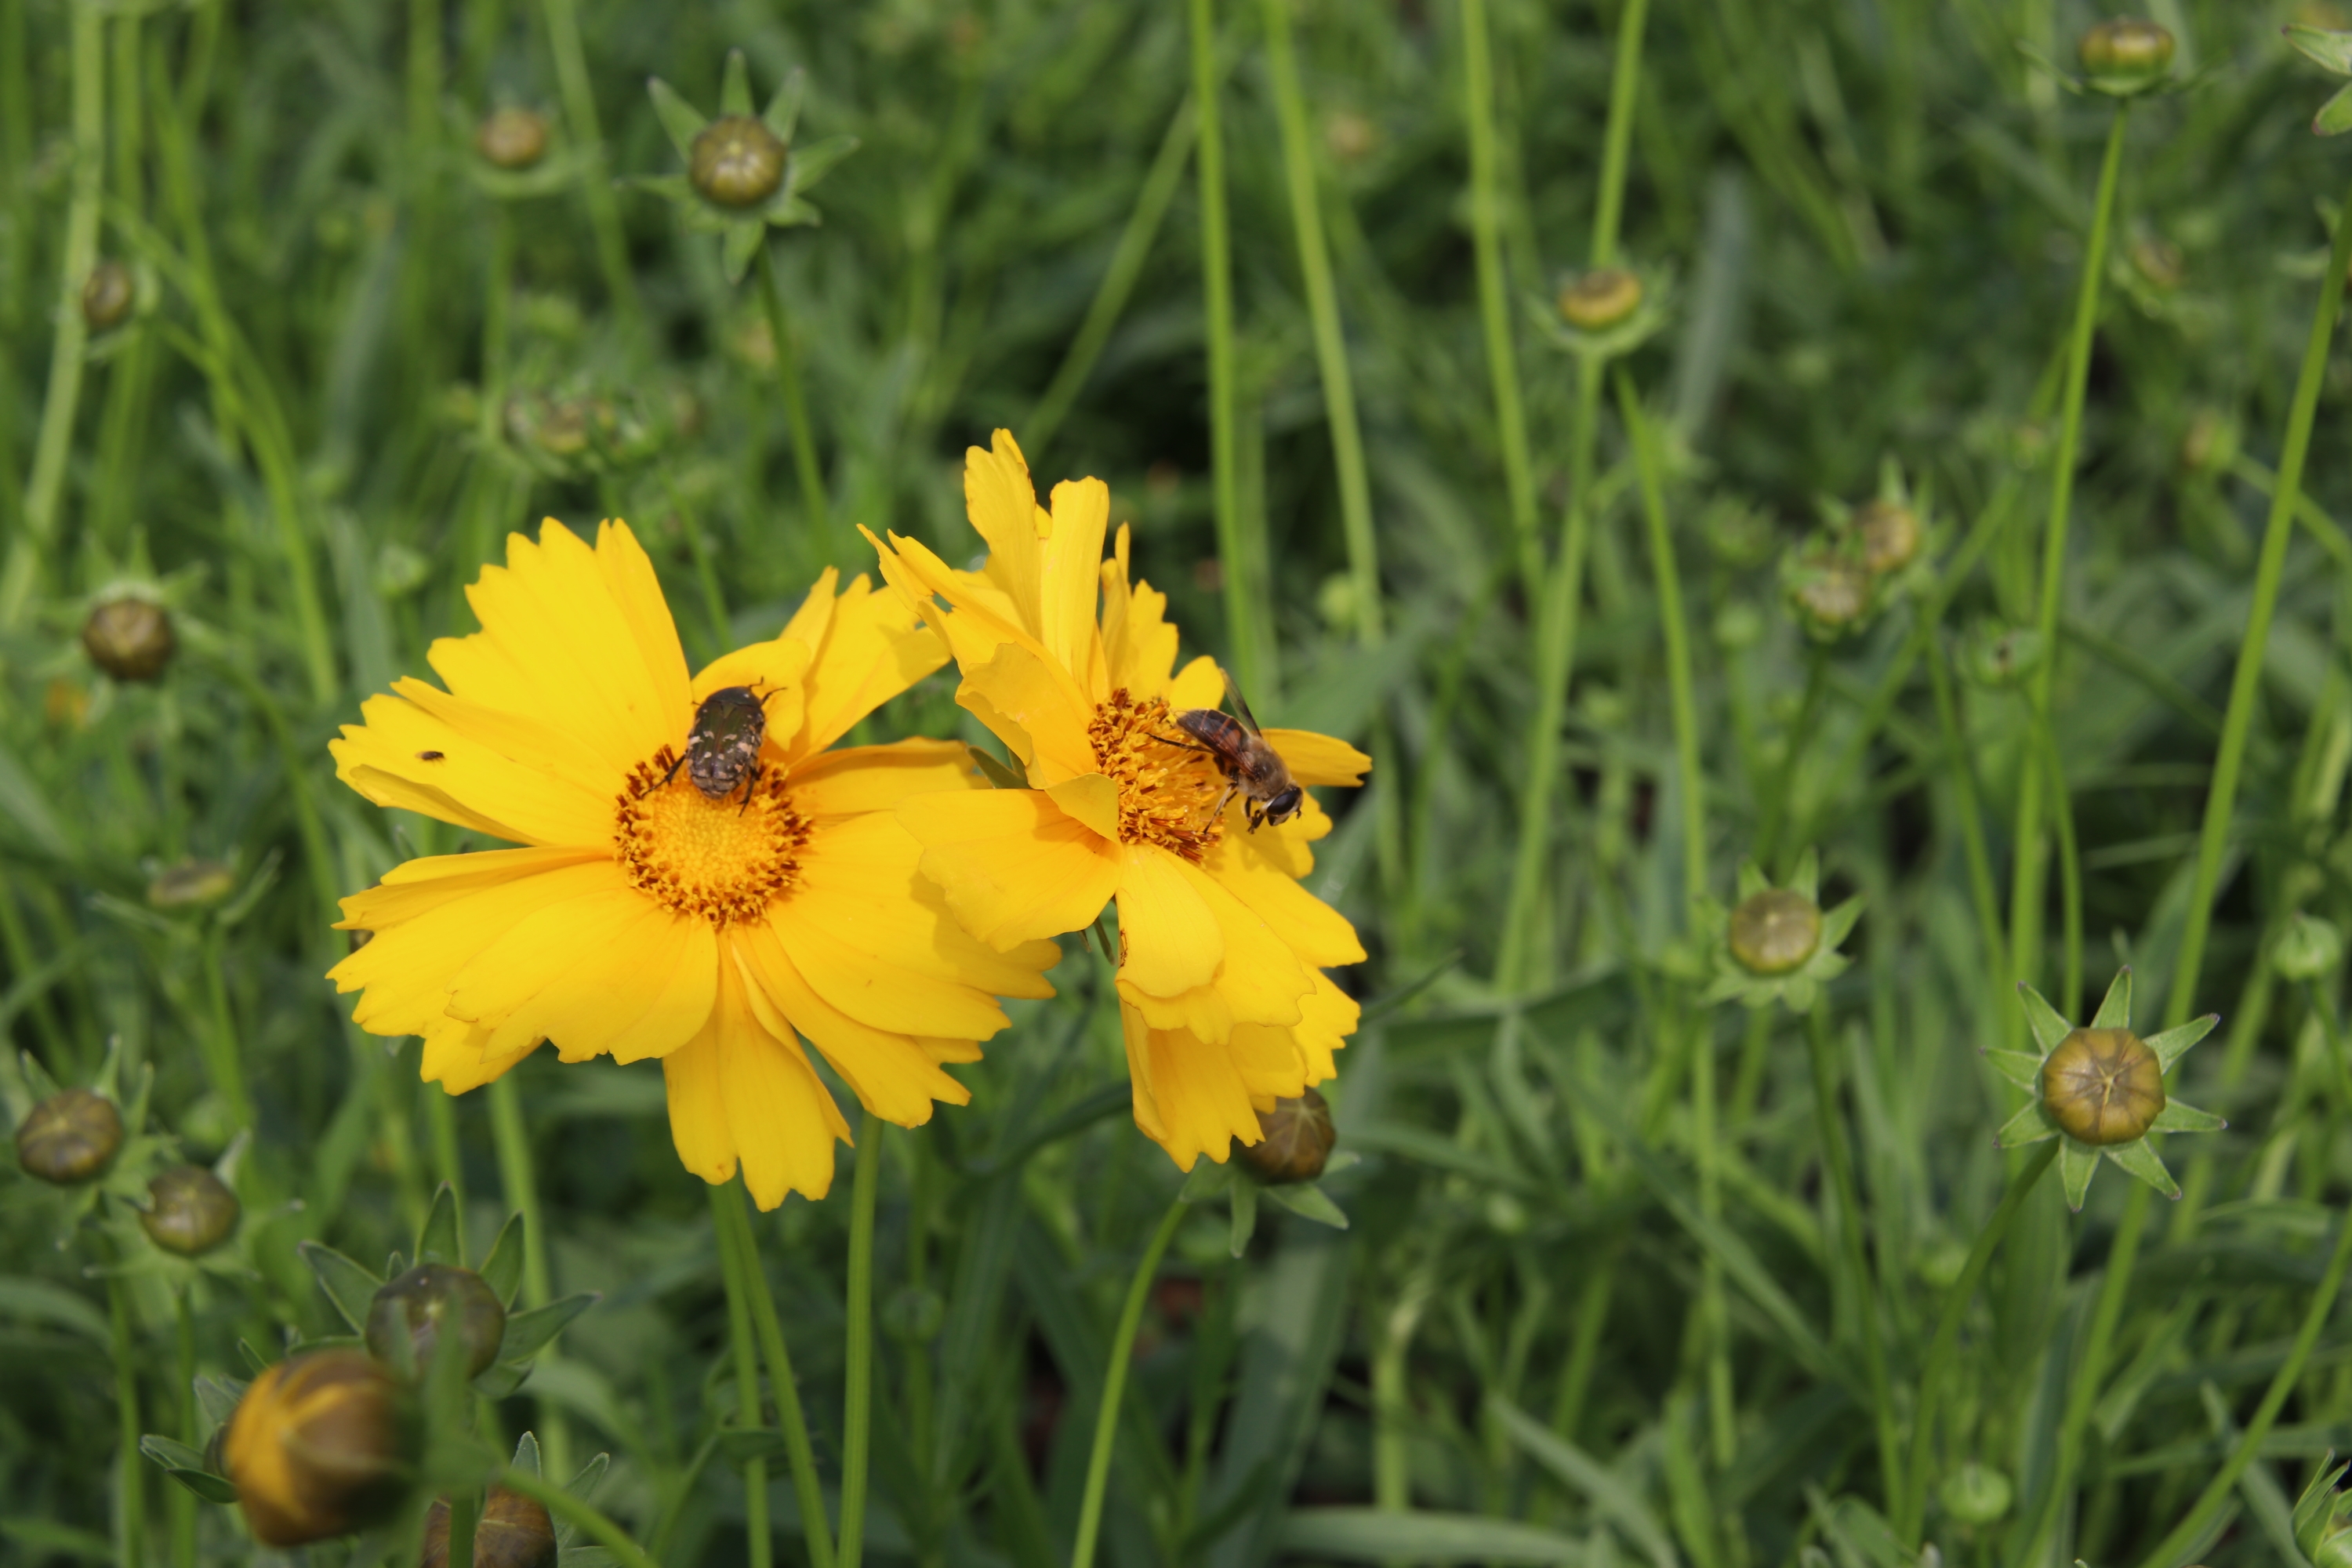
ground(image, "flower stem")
xmin=2167 ymin=169 xmax=2352 ymax=1031
xmin=488 ymin=1072 xmax=570 ymax=1481
xmin=1070 ymin=1199 xmax=1186 ymax=1568
xmin=446 ymin=1488 xmax=481 ymax=1568
xmin=711 ymin=1182 xmax=775 ymax=1568
xmin=1460 ymin=0 xmax=1538 ymax=587
xmin=499 ymin=1463 xmax=666 ymax=1568
xmin=1188 ymin=0 xmax=1260 ymax=698
xmin=2131 ymin=1196 xmax=2352 ymax=1568
xmin=1756 ymin=652 xmax=1828 ymax=877
xmin=535 ymin=0 xmax=641 ymax=332
xmin=108 ymin=1273 xmax=143 ymax=1568
xmin=1617 ymin=368 xmax=1704 ymax=910
xmin=1894 ymin=1140 xmax=2057 ymax=1544
xmin=716 ymin=1179 xmax=837 ymax=1568
xmin=1805 ymin=999 xmax=1900 ymax=1516
xmin=2 ymin=0 xmax=103 ymax=629
xmin=2009 ymin=101 xmax=2129 ymax=1002
xmin=172 ymin=1290 xmax=194 ymax=1568
xmin=840 ymin=1112 xmax=883 ymax=1568
xmin=755 ymin=243 xmax=830 ymax=557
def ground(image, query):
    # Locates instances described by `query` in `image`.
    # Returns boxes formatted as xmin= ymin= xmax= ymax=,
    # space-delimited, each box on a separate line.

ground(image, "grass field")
xmin=5 ymin=2 xmax=2352 ymax=1566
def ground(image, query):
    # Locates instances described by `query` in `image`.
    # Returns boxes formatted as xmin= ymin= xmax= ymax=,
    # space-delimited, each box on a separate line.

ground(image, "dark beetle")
xmin=663 ymin=686 xmax=777 ymax=806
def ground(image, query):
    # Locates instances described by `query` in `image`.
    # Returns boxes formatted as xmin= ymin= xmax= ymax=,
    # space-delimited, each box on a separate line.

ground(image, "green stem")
xmin=488 ymin=1072 xmax=570 ymax=1481
xmin=1461 ymin=0 xmax=1538 ymax=586
xmin=1806 ymin=1000 xmax=1900 ymax=1516
xmin=1189 ymin=0 xmax=1258 ymax=697
xmin=1691 ymin=1013 xmax=1734 ymax=1468
xmin=1069 ymin=1199 xmax=1186 ymax=1568
xmin=711 ymin=1183 xmax=775 ymax=1568
xmin=2169 ymin=171 xmax=2352 ymax=1030
xmin=2011 ymin=102 xmax=2129 ymax=997
xmin=2132 ymin=1197 xmax=2352 ymax=1568
xmin=499 ymin=1464 xmax=666 ymax=1568
xmin=1920 ymin=624 xmax=2007 ymax=1011
xmin=109 ymin=1274 xmax=142 ymax=1568
xmin=716 ymin=1180 xmax=837 ymax=1568
xmin=754 ymin=243 xmax=830 ymax=556
xmin=839 ymin=1112 xmax=883 ymax=1568
xmin=4 ymin=0 xmax=103 ymax=628
xmin=197 ymin=924 xmax=252 ymax=1129
xmin=1894 ymin=1141 xmax=2058 ymax=1545
xmin=426 ymin=1088 xmax=464 ymax=1216
xmin=1618 ymin=370 xmax=1704 ymax=910
xmin=446 ymin=1489 xmax=481 ymax=1568
xmin=1027 ymin=95 xmax=1197 ymax=459
xmin=171 ymin=1290 xmax=194 ymax=1568
xmin=1588 ymin=0 xmax=1650 ymax=267
xmin=2040 ymin=717 xmax=2082 ymax=1016
xmin=1264 ymin=0 xmax=1382 ymax=644
xmin=535 ymin=0 xmax=641 ymax=330
xmin=1758 ymin=653 xmax=1829 ymax=877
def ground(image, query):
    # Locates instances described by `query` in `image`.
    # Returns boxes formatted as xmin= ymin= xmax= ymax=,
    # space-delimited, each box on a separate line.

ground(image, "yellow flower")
xmin=868 ymin=431 xmax=1368 ymax=1170
xmin=328 ymin=519 xmax=1059 ymax=1206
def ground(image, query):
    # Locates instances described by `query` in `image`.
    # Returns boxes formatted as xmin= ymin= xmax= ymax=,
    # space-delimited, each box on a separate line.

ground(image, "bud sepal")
xmin=1987 ymin=967 xmax=2223 ymax=1210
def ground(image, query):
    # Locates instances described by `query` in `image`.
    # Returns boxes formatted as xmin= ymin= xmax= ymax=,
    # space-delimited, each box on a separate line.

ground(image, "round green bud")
xmin=81 ymin=260 xmax=135 ymax=331
xmin=690 ymin=115 xmax=786 ymax=208
xmin=1729 ymin=888 xmax=1822 ymax=975
xmin=2179 ymin=408 xmax=2238 ymax=477
xmin=1237 ymin=1087 xmax=1336 ymax=1185
xmin=2042 ymin=1027 xmax=2164 ymax=1145
xmin=1939 ymin=1461 xmax=2013 ymax=1526
xmin=2130 ymin=234 xmax=2184 ymax=292
xmin=82 ymin=595 xmax=176 ymax=682
xmin=16 ymin=1088 xmax=124 ymax=1185
xmin=365 ymin=1264 xmax=507 ymax=1381
xmin=2078 ymin=18 xmax=2175 ymax=93
xmin=475 ymin=107 xmax=550 ymax=171
xmin=2273 ymin=912 xmax=2345 ymax=983
xmin=1557 ymin=267 xmax=1643 ymax=332
xmin=422 ymin=1485 xmax=557 ymax=1568
xmin=1786 ymin=549 xmax=1873 ymax=637
xmin=140 ymin=1164 xmax=240 ymax=1256
xmin=1960 ymin=622 xmax=2044 ymax=690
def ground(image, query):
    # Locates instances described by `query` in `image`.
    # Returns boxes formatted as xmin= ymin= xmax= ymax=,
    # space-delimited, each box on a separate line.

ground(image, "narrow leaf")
xmin=1490 ymin=1399 xmax=1679 ymax=1568
xmin=1261 ymin=1181 xmax=1349 ymax=1230
xmin=497 ymin=1292 xmax=597 ymax=1363
xmin=1981 ymin=1049 xmax=2045 ymax=1091
xmin=2103 ymin=1138 xmax=2181 ymax=1200
xmin=1229 ymin=1181 xmax=1259 ymax=1257
xmin=2319 ymin=80 xmax=2352 ymax=136
xmin=478 ymin=1212 xmax=524 ymax=1307
xmin=2091 ymin=967 xmax=2132 ymax=1030
xmin=2017 ymin=983 xmax=2074 ymax=1054
xmin=645 ymin=77 xmax=709 ymax=161
xmin=2145 ymin=1014 xmax=2219 ymax=1069
xmin=2060 ymin=1139 xmax=2099 ymax=1210
xmin=1276 ymin=1508 xmax=1584 ymax=1564
xmin=299 ymin=1241 xmax=385 ymax=1332
xmin=511 ymin=1431 xmax=542 ymax=1477
xmin=416 ymin=1182 xmax=460 ymax=1266
xmin=1994 ymin=1098 xmax=2061 ymax=1149
xmin=718 ymin=49 xmax=752 ymax=117
xmin=2149 ymin=1100 xmax=2225 ymax=1134
xmin=2287 ymin=24 xmax=2352 ymax=76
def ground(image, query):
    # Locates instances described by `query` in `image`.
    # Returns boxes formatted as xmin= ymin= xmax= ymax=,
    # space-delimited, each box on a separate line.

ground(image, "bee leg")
xmin=737 ymin=763 xmax=762 ymax=815
xmin=658 ymin=748 xmax=688 ymax=788
xmin=1152 ymin=730 xmax=1216 ymax=754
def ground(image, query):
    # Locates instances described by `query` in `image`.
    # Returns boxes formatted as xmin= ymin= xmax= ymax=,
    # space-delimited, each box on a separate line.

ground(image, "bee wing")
xmin=1220 ymin=666 xmax=1266 ymax=737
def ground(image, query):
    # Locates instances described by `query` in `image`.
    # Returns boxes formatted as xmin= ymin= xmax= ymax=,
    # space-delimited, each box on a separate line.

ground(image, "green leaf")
xmin=2017 ymin=983 xmax=2073 ymax=1054
xmin=2318 ymin=80 xmax=2352 ymax=136
xmin=1788 ymin=846 xmax=1820 ymax=904
xmin=497 ymin=1292 xmax=597 ymax=1363
xmin=478 ymin=1212 xmax=524 ymax=1307
xmin=416 ymin=1181 xmax=460 ymax=1266
xmin=472 ymin=1360 xmax=532 ymax=1399
xmin=1181 ymin=1159 xmax=1238 ymax=1203
xmin=718 ymin=49 xmax=753 ymax=118
xmin=645 ymin=77 xmax=709 ymax=161
xmin=1735 ymin=858 xmax=1769 ymax=902
xmin=1261 ymin=1181 xmax=1348 ymax=1230
xmin=1994 ymin=1099 xmax=2060 ymax=1149
xmin=0 ymin=1516 xmax=114 ymax=1563
xmin=762 ymin=67 xmax=808 ymax=146
xmin=786 ymin=133 xmax=859 ymax=195
xmin=298 ymin=1240 xmax=385 ymax=1333
xmin=511 ymin=1430 xmax=542 ymax=1477
xmin=1490 ymin=1399 xmax=1679 ymax=1568
xmin=1981 ymin=1049 xmax=2045 ymax=1091
xmin=967 ymin=744 xmax=1027 ymax=790
xmin=2149 ymin=1100 xmax=2226 ymax=1134
xmin=2145 ymin=1013 xmax=2219 ymax=1070
xmin=721 ymin=220 xmax=764 ymax=285
xmin=2103 ymin=1138 xmax=2180 ymax=1200
xmin=0 ymin=1276 xmax=111 ymax=1344
xmin=193 ymin=1375 xmax=245 ymax=1430
xmin=139 ymin=1436 xmax=239 ymax=1505
xmin=1275 ymin=1508 xmax=1585 ymax=1564
xmin=2287 ymin=24 xmax=2352 ymax=76
xmin=1818 ymin=895 xmax=1863 ymax=952
xmin=2090 ymin=967 xmax=2132 ymax=1030
xmin=2060 ymin=1138 xmax=2099 ymax=1210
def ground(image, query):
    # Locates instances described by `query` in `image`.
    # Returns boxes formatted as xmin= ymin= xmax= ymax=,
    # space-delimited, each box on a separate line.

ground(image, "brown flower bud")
xmin=82 ymin=260 xmax=135 ymax=331
xmin=1238 ymin=1087 xmax=1335 ymax=1185
xmin=2078 ymin=18 xmax=2174 ymax=90
xmin=1853 ymin=500 xmax=1922 ymax=576
xmin=1557 ymin=267 xmax=1643 ymax=332
xmin=16 ymin=1087 xmax=124 ymax=1185
xmin=1729 ymin=888 xmax=1821 ymax=975
xmin=690 ymin=115 xmax=786 ymax=208
xmin=82 ymin=596 xmax=176 ymax=681
xmin=2130 ymin=235 xmax=2184 ymax=292
xmin=365 ymin=1264 xmax=507 ymax=1381
xmin=1787 ymin=550 xmax=1872 ymax=637
xmin=223 ymin=1351 xmax=418 ymax=1547
xmin=140 ymin=1164 xmax=240 ymax=1256
xmin=421 ymin=1486 xmax=557 ymax=1568
xmin=148 ymin=858 xmax=237 ymax=911
xmin=474 ymin=107 xmax=550 ymax=171
xmin=2042 ymin=1026 xmax=2164 ymax=1145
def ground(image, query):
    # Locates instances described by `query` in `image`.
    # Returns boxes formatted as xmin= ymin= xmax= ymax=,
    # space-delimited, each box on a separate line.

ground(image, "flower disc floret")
xmin=614 ymin=750 xmax=811 ymax=924
xmin=1087 ymin=690 xmax=1226 ymax=862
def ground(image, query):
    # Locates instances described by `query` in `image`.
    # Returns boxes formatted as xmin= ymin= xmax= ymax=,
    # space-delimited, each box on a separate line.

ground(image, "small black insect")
xmin=662 ymin=686 xmax=779 ymax=808
xmin=416 ymin=750 xmax=445 ymax=762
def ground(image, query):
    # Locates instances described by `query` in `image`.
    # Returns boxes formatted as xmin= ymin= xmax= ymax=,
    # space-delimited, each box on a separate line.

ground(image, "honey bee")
xmin=662 ymin=685 xmax=779 ymax=808
xmin=1169 ymin=671 xmax=1302 ymax=831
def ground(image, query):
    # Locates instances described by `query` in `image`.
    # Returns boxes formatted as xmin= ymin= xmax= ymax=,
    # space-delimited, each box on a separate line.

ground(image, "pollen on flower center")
xmin=614 ymin=747 xmax=812 ymax=925
xmin=1087 ymin=688 xmax=1227 ymax=862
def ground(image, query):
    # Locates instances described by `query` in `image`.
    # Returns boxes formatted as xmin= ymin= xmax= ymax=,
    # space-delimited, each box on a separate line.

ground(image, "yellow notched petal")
xmin=1118 ymin=1004 xmax=1265 ymax=1171
xmin=1203 ymin=830 xmax=1366 ymax=969
xmin=1044 ymin=773 xmax=1120 ymax=843
xmin=793 ymin=576 xmax=952 ymax=760
xmin=789 ymin=739 xmax=990 ymax=819
xmin=662 ymin=951 xmax=851 ymax=1209
xmin=957 ymin=643 xmax=1097 ymax=785
xmin=898 ymin=788 xmax=1122 ymax=949
xmin=690 ymin=634 xmax=812 ymax=743
xmin=1112 ymin=847 xmax=1222 ymax=999
xmin=733 ymin=925 xmax=975 ymax=1127
xmin=964 ymin=430 xmax=1051 ymax=640
xmin=1259 ymin=728 xmax=1371 ymax=787
xmin=1037 ymin=477 xmax=1109 ymax=695
xmin=331 ymin=691 xmax=615 ymax=848
xmin=420 ymin=1016 xmax=539 ymax=1094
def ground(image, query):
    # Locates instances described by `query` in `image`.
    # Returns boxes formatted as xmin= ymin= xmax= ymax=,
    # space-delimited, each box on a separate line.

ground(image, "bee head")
xmin=1261 ymin=785 xmax=1303 ymax=827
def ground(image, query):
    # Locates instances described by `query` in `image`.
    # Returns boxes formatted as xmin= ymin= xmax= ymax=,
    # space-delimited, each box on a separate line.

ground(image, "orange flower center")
xmin=1087 ymin=689 xmax=1226 ymax=863
xmin=613 ymin=747 xmax=811 ymax=926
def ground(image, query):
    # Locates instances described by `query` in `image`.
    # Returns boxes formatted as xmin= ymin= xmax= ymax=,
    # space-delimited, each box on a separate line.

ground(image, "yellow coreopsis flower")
xmin=868 ymin=430 xmax=1368 ymax=1170
xmin=328 ymin=519 xmax=1059 ymax=1207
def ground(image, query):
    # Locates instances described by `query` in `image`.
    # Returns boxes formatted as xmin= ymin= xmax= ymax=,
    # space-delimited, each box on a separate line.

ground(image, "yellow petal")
xmin=1038 ymin=477 xmax=1109 ymax=692
xmin=331 ymin=691 xmax=614 ymax=848
xmin=793 ymin=575 xmax=951 ymax=759
xmin=956 ymin=643 xmax=1097 ymax=785
xmin=1112 ymin=846 xmax=1222 ymax=999
xmin=1044 ymin=773 xmax=1120 ymax=842
xmin=1167 ymin=655 xmax=1224 ymax=713
xmin=661 ymin=1033 xmax=736 ymax=1189
xmin=1202 ymin=832 xmax=1365 ymax=968
xmin=779 ymin=566 xmax=841 ymax=651
xmin=443 ymin=885 xmax=666 ymax=1058
xmin=964 ymin=430 xmax=1048 ymax=637
xmin=898 ymin=788 xmax=1122 ymax=948
xmin=1118 ymin=1004 xmax=1263 ymax=1171
xmin=419 ymin=1016 xmax=539 ymax=1094
xmin=334 ymin=846 xmax=602 ymax=936
xmin=718 ymin=945 xmax=853 ymax=1208
xmin=789 ymin=739 xmax=989 ymax=819
xmin=1290 ymin=971 xmax=1359 ymax=1082
xmin=1258 ymin=728 xmax=1370 ymax=787
xmin=593 ymin=518 xmax=695 ymax=728
xmin=689 ymin=634 xmax=812 ymax=745
xmin=1101 ymin=561 xmax=1181 ymax=700
xmin=538 ymin=909 xmax=718 ymax=1066
xmin=1116 ymin=856 xmax=1313 ymax=1039
xmin=391 ymin=678 xmax=618 ymax=802
xmin=733 ymin=924 xmax=975 ymax=1127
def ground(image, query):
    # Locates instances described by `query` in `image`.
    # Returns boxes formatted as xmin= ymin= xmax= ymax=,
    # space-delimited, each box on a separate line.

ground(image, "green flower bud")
xmin=2179 ymin=408 xmax=2238 ymax=477
xmin=475 ymin=107 xmax=550 ymax=172
xmin=82 ymin=595 xmax=176 ymax=682
xmin=1960 ymin=622 xmax=2044 ymax=690
xmin=690 ymin=115 xmax=786 ymax=208
xmin=148 ymin=858 xmax=237 ymax=911
xmin=365 ymin=1264 xmax=507 ymax=1381
xmin=223 ymin=1351 xmax=419 ymax=1547
xmin=422 ymin=1485 xmax=557 ymax=1568
xmin=2274 ymin=912 xmax=2346 ymax=982
xmin=1237 ymin=1087 xmax=1335 ymax=1185
xmin=1323 ymin=109 xmax=1377 ymax=164
xmin=141 ymin=1164 xmax=240 ymax=1256
xmin=2130 ymin=234 xmax=2185 ymax=292
xmin=1784 ymin=546 xmax=1875 ymax=640
xmin=2078 ymin=18 xmax=2175 ymax=95
xmin=1729 ymin=888 xmax=1821 ymax=975
xmin=1853 ymin=499 xmax=1922 ymax=576
xmin=81 ymin=260 xmax=135 ymax=331
xmin=16 ymin=1087 xmax=124 ymax=1185
xmin=1939 ymin=1461 xmax=2013 ymax=1526
xmin=1557 ymin=268 xmax=1643 ymax=332
xmin=2042 ymin=1027 xmax=2165 ymax=1145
